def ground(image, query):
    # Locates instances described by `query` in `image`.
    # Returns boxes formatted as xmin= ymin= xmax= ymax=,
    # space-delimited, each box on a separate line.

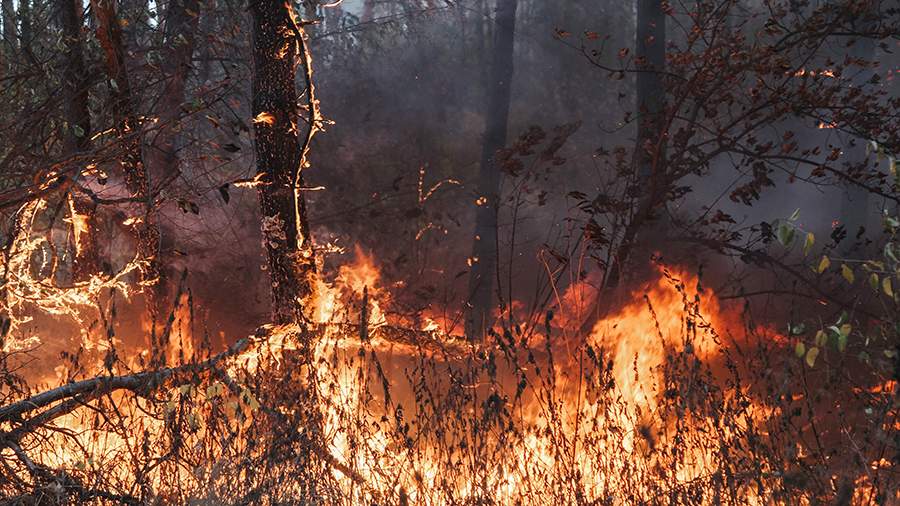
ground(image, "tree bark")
xmin=250 ymin=0 xmax=318 ymax=325
xmin=17 ymin=0 xmax=29 ymax=53
xmin=465 ymin=0 xmax=517 ymax=339
xmin=60 ymin=0 xmax=90 ymax=155
xmin=2 ymin=0 xmax=15 ymax=53
xmin=59 ymin=0 xmax=99 ymax=282
xmin=92 ymin=0 xmax=164 ymax=345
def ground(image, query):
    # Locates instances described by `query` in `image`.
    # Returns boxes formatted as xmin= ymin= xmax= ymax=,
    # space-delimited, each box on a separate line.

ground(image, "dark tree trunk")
xmin=577 ymin=0 xmax=667 ymax=337
xmin=60 ymin=0 xmax=98 ymax=282
xmin=144 ymin=0 xmax=199 ymax=181
xmin=602 ymin=0 xmax=667 ymax=290
xmin=250 ymin=0 xmax=318 ymax=326
xmin=634 ymin=0 xmax=666 ymax=184
xmin=60 ymin=0 xmax=90 ymax=155
xmin=142 ymin=0 xmax=199 ymax=301
xmin=92 ymin=0 xmax=164 ymax=348
xmin=2 ymin=0 xmax=15 ymax=52
xmin=17 ymin=0 xmax=29 ymax=52
xmin=196 ymin=0 xmax=216 ymax=84
xmin=465 ymin=0 xmax=517 ymax=339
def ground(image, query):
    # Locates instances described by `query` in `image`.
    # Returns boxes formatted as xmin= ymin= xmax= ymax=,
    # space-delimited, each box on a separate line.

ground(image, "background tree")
xmin=466 ymin=0 xmax=518 ymax=339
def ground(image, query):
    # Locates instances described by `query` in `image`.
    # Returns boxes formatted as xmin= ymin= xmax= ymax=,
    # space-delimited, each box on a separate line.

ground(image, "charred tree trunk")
xmin=60 ymin=0 xmax=90 ymax=155
xmin=250 ymin=0 xmax=318 ymax=326
xmin=60 ymin=0 xmax=98 ymax=282
xmin=92 ymin=0 xmax=164 ymax=347
xmin=465 ymin=0 xmax=517 ymax=339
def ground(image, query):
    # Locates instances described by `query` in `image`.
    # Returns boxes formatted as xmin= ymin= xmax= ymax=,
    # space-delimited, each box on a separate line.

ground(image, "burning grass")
xmin=1 ymin=216 xmax=897 ymax=504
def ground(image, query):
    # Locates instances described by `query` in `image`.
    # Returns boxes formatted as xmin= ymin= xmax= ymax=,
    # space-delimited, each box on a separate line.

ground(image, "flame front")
xmin=0 ymin=210 xmax=893 ymax=504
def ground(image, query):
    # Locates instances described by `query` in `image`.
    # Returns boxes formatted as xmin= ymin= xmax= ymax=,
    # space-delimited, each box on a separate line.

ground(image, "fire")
xmin=793 ymin=68 xmax=837 ymax=78
xmin=252 ymin=111 xmax=276 ymax=125
xmin=304 ymin=261 xmax=777 ymax=502
xmin=65 ymin=194 xmax=90 ymax=255
xmin=2 ymin=198 xmax=144 ymax=350
xmin=1 ymin=214 xmax=894 ymax=504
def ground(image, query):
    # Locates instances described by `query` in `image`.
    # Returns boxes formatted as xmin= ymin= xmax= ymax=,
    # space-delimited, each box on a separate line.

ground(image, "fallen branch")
xmin=0 ymin=332 xmax=254 ymax=425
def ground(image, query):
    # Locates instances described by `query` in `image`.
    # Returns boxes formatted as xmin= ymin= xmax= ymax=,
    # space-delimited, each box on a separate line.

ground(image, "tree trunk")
xmin=60 ymin=0 xmax=99 ymax=282
xmin=142 ymin=0 xmax=200 ymax=300
xmin=602 ymin=0 xmax=667 ymax=290
xmin=577 ymin=0 xmax=667 ymax=337
xmin=2 ymin=0 xmax=15 ymax=53
xmin=465 ymin=0 xmax=517 ymax=339
xmin=145 ymin=0 xmax=199 ymax=181
xmin=250 ymin=0 xmax=318 ymax=326
xmin=361 ymin=0 xmax=375 ymax=23
xmin=634 ymin=0 xmax=666 ymax=185
xmin=17 ymin=0 xmax=29 ymax=53
xmin=92 ymin=0 xmax=164 ymax=348
xmin=60 ymin=0 xmax=90 ymax=155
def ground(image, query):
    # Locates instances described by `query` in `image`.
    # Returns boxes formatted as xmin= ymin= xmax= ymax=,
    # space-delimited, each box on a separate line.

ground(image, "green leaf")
xmin=817 ymin=255 xmax=831 ymax=274
xmin=841 ymin=264 xmax=855 ymax=284
xmin=187 ymin=411 xmax=200 ymax=430
xmin=886 ymin=243 xmax=899 ymax=264
xmin=777 ymin=222 xmax=795 ymax=247
xmin=814 ymin=330 xmax=826 ymax=347
xmin=803 ymin=232 xmax=815 ymax=256
xmin=805 ymin=346 xmax=819 ymax=367
xmin=72 ymin=124 xmax=85 ymax=137
xmin=839 ymin=324 xmax=851 ymax=336
xmin=837 ymin=333 xmax=848 ymax=353
xmin=884 ymin=277 xmax=894 ymax=298
xmin=795 ymin=341 xmax=806 ymax=358
xmin=869 ymin=273 xmax=880 ymax=292
xmin=836 ymin=311 xmax=848 ymax=325
xmin=205 ymin=382 xmax=225 ymax=399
